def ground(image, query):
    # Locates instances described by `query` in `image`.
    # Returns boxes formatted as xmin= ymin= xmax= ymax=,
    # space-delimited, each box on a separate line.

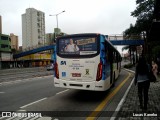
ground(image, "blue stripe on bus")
xmin=53 ymin=46 xmax=57 ymax=76
xmin=100 ymin=35 xmax=107 ymax=80
xmin=53 ymin=46 xmax=57 ymax=62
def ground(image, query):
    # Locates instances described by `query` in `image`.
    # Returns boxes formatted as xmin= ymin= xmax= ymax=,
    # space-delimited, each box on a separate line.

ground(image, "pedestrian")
xmin=134 ymin=56 xmax=150 ymax=110
xmin=152 ymin=60 xmax=158 ymax=80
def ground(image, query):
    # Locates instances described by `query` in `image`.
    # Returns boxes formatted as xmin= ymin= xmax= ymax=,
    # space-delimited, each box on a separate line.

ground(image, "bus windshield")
xmin=57 ymin=36 xmax=99 ymax=58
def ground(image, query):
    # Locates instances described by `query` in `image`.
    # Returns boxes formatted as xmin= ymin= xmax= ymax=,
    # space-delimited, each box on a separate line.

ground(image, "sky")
xmin=0 ymin=0 xmax=137 ymax=53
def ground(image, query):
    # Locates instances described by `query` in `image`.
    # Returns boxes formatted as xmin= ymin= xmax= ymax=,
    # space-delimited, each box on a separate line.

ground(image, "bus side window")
xmin=113 ymin=51 xmax=116 ymax=63
xmin=109 ymin=48 xmax=113 ymax=63
xmin=105 ymin=41 xmax=109 ymax=62
xmin=116 ymin=52 xmax=119 ymax=69
xmin=116 ymin=52 xmax=118 ymax=63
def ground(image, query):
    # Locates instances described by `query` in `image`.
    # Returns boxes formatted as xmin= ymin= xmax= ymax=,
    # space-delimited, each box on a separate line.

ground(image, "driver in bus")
xmin=64 ymin=39 xmax=79 ymax=52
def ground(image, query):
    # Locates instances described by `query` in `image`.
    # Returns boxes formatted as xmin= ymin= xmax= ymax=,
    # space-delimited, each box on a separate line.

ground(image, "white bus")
xmin=53 ymin=33 xmax=121 ymax=91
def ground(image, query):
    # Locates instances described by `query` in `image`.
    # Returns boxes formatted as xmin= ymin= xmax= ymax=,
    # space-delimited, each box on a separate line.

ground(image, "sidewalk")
xmin=115 ymin=68 xmax=160 ymax=120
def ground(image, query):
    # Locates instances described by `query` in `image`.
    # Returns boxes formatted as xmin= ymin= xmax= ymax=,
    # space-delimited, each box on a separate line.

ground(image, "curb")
xmin=110 ymin=68 xmax=135 ymax=120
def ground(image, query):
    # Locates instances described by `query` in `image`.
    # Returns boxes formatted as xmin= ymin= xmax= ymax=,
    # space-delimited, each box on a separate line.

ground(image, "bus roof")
xmin=56 ymin=33 xmax=101 ymax=39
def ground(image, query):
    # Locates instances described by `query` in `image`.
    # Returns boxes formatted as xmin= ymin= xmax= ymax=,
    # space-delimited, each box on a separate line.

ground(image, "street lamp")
xmin=49 ymin=10 xmax=65 ymax=32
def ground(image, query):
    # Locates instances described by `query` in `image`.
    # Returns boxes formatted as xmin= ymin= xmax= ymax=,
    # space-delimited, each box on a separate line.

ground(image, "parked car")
xmin=46 ymin=64 xmax=54 ymax=71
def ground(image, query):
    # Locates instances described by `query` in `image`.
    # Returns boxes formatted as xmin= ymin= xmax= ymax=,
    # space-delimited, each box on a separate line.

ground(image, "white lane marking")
xmin=4 ymin=116 xmax=38 ymax=120
xmin=124 ymin=68 xmax=135 ymax=73
xmin=0 ymin=117 xmax=5 ymax=120
xmin=0 ymin=80 xmax=28 ymax=86
xmin=34 ymin=75 xmax=53 ymax=79
xmin=20 ymin=117 xmax=37 ymax=120
xmin=21 ymin=117 xmax=32 ymax=120
xmin=0 ymin=92 xmax=5 ymax=93
xmin=37 ymin=117 xmax=52 ymax=120
xmin=16 ymin=109 xmax=26 ymax=112
xmin=0 ymin=75 xmax=53 ymax=86
xmin=56 ymin=89 xmax=69 ymax=95
xmin=110 ymin=69 xmax=135 ymax=120
xmin=20 ymin=98 xmax=47 ymax=109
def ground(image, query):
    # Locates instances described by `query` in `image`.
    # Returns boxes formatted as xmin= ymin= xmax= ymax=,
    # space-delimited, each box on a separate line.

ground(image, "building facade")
xmin=45 ymin=33 xmax=54 ymax=45
xmin=0 ymin=34 xmax=12 ymax=69
xmin=10 ymin=33 xmax=19 ymax=51
xmin=22 ymin=8 xmax=45 ymax=50
xmin=45 ymin=28 xmax=66 ymax=45
xmin=0 ymin=34 xmax=11 ymax=52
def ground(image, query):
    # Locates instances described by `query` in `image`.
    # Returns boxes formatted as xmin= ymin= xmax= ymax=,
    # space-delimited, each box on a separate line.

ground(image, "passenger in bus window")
xmin=64 ymin=39 xmax=79 ymax=52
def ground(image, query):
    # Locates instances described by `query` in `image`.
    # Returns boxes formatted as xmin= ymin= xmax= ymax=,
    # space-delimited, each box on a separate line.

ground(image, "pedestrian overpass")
xmin=13 ymin=45 xmax=55 ymax=59
xmin=110 ymin=39 xmax=144 ymax=45
xmin=13 ymin=39 xmax=144 ymax=59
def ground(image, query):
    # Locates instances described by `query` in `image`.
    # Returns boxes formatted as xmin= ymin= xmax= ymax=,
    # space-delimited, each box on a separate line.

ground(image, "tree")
xmin=123 ymin=0 xmax=154 ymax=39
xmin=152 ymin=46 xmax=160 ymax=59
xmin=123 ymin=23 xmax=140 ymax=64
xmin=123 ymin=0 xmax=155 ymax=58
xmin=123 ymin=23 xmax=142 ymax=39
xmin=131 ymin=0 xmax=154 ymax=40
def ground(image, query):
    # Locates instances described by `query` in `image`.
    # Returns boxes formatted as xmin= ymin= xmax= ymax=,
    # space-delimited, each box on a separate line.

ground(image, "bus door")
xmin=105 ymin=42 xmax=113 ymax=85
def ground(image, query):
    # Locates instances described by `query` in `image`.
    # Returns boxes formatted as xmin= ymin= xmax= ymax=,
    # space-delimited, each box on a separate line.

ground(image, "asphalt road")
xmin=0 ymin=68 xmax=134 ymax=120
xmin=0 ymin=75 xmax=65 ymax=111
xmin=0 ymin=67 xmax=53 ymax=83
xmin=0 ymin=61 xmax=134 ymax=119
